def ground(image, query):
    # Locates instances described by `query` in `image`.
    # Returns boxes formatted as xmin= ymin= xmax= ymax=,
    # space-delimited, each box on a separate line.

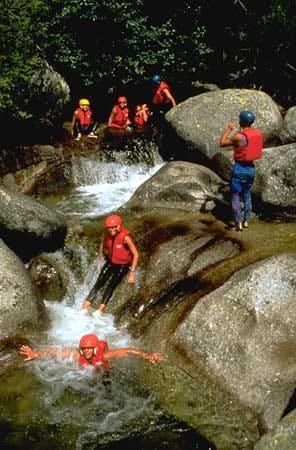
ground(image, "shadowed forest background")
xmin=0 ymin=0 xmax=295 ymax=140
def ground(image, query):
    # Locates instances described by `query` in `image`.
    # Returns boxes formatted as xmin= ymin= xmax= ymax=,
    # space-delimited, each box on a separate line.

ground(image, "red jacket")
xmin=104 ymin=228 xmax=132 ymax=265
xmin=134 ymin=110 xmax=147 ymax=127
xmin=234 ymin=128 xmax=263 ymax=162
xmin=110 ymin=105 xmax=130 ymax=128
xmin=75 ymin=108 xmax=93 ymax=126
xmin=152 ymin=81 xmax=171 ymax=105
xmin=79 ymin=339 xmax=111 ymax=369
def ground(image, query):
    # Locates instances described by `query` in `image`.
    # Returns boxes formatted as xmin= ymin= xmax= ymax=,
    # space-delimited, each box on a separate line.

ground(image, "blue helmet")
xmin=239 ymin=111 xmax=255 ymax=125
xmin=152 ymin=74 xmax=161 ymax=85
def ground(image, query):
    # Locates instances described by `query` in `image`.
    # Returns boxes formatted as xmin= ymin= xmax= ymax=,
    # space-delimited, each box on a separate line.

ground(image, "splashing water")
xmin=22 ymin=260 xmax=164 ymax=448
xmin=16 ymin=152 xmax=169 ymax=448
xmin=40 ymin=155 xmax=164 ymax=218
xmin=10 ymin=151 xmax=212 ymax=449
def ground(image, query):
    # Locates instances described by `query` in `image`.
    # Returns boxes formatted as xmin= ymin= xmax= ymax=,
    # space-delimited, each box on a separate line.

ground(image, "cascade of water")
xmin=15 ymin=146 xmax=171 ymax=447
xmin=47 ymin=156 xmax=164 ymax=218
xmin=2 ymin=144 xmax=214 ymax=450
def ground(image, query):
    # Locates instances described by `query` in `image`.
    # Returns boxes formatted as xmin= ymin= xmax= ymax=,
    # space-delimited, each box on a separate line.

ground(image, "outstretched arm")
xmin=20 ymin=345 xmax=78 ymax=361
xmin=103 ymin=347 xmax=166 ymax=365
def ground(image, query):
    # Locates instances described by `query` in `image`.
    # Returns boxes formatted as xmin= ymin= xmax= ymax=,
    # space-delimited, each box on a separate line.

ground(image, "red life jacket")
xmin=110 ymin=105 xmax=130 ymax=128
xmin=104 ymin=227 xmax=132 ymax=265
xmin=134 ymin=110 xmax=146 ymax=127
xmin=234 ymin=128 xmax=263 ymax=162
xmin=152 ymin=81 xmax=171 ymax=105
xmin=75 ymin=107 xmax=93 ymax=126
xmin=79 ymin=339 xmax=111 ymax=369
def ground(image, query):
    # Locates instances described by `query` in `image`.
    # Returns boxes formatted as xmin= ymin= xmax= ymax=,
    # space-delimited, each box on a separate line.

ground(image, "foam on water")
xmin=56 ymin=160 xmax=164 ymax=217
xmin=22 ymin=153 xmax=166 ymax=445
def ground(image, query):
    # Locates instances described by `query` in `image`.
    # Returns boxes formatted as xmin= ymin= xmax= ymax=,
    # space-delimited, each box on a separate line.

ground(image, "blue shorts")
xmin=230 ymin=162 xmax=255 ymax=193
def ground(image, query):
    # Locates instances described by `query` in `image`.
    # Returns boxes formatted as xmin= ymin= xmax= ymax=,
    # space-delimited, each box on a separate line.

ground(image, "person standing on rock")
xmin=219 ymin=110 xmax=263 ymax=232
xmin=134 ymin=104 xmax=150 ymax=128
xmin=151 ymin=74 xmax=176 ymax=127
xmin=79 ymin=214 xmax=139 ymax=318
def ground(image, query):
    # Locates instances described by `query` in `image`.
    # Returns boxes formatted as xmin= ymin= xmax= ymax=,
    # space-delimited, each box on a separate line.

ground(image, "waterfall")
xmin=45 ymin=144 xmax=164 ymax=218
xmin=7 ymin=144 xmax=211 ymax=449
xmin=15 ymin=145 xmax=172 ymax=448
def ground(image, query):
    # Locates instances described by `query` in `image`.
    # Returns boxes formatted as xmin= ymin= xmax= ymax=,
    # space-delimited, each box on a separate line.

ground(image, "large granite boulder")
xmin=174 ymin=253 xmax=296 ymax=429
xmin=28 ymin=59 xmax=70 ymax=127
xmin=280 ymin=106 xmax=296 ymax=144
xmin=253 ymin=409 xmax=296 ymax=450
xmin=212 ymin=143 xmax=296 ymax=219
xmin=122 ymin=160 xmax=227 ymax=214
xmin=253 ymin=143 xmax=296 ymax=208
xmin=0 ymin=239 xmax=43 ymax=339
xmin=0 ymin=186 xmax=67 ymax=261
xmin=165 ymin=89 xmax=283 ymax=161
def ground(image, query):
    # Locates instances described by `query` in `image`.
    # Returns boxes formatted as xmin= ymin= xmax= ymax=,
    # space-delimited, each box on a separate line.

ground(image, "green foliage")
xmin=214 ymin=0 xmax=296 ymax=102
xmin=0 ymin=0 xmax=295 ymax=126
xmin=0 ymin=0 xmax=50 ymax=118
xmin=44 ymin=0 xmax=212 ymax=93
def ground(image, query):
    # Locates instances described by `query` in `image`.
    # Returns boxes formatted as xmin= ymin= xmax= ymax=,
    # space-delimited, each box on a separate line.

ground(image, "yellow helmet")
xmin=79 ymin=98 xmax=90 ymax=106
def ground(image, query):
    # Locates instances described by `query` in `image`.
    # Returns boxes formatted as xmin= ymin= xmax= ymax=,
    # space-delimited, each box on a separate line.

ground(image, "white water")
xmin=53 ymin=156 xmax=164 ymax=218
xmin=26 ymin=153 xmax=166 ymax=447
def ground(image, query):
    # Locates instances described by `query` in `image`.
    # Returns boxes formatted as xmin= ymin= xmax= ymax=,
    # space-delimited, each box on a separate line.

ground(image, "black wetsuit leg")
xmin=87 ymin=260 xmax=114 ymax=304
xmin=102 ymin=264 xmax=129 ymax=305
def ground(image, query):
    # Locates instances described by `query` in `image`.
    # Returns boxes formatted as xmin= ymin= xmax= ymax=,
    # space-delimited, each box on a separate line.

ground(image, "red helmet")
xmin=118 ymin=96 xmax=127 ymax=104
xmin=105 ymin=214 xmax=122 ymax=228
xmin=79 ymin=334 xmax=100 ymax=349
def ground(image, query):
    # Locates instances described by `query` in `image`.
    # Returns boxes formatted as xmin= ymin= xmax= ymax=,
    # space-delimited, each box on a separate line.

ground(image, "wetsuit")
xmin=87 ymin=228 xmax=132 ymax=306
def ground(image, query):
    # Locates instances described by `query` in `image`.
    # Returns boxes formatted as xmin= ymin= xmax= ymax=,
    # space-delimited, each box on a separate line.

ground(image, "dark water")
xmin=0 ymin=140 xmax=217 ymax=450
xmin=0 ymin=364 xmax=215 ymax=450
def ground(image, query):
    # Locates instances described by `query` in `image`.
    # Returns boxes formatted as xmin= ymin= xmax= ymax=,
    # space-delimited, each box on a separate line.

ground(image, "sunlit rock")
xmin=0 ymin=239 xmax=43 ymax=339
xmin=0 ymin=186 xmax=67 ymax=262
xmin=253 ymin=409 xmax=296 ymax=450
xmin=122 ymin=160 xmax=227 ymax=214
xmin=166 ymin=88 xmax=283 ymax=161
xmin=279 ymin=106 xmax=296 ymax=144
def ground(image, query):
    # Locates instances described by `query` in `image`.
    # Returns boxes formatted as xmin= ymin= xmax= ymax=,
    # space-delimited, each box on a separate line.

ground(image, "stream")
xmin=0 ymin=145 xmax=215 ymax=449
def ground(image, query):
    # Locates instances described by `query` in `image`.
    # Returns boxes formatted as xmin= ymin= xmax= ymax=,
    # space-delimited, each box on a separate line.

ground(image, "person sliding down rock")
xmin=79 ymin=214 xmax=139 ymax=318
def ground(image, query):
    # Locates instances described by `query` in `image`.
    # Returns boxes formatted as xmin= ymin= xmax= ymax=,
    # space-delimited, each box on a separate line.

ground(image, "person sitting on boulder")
xmin=108 ymin=96 xmax=132 ymax=131
xmin=134 ymin=104 xmax=150 ymax=128
xmin=71 ymin=98 xmax=98 ymax=141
